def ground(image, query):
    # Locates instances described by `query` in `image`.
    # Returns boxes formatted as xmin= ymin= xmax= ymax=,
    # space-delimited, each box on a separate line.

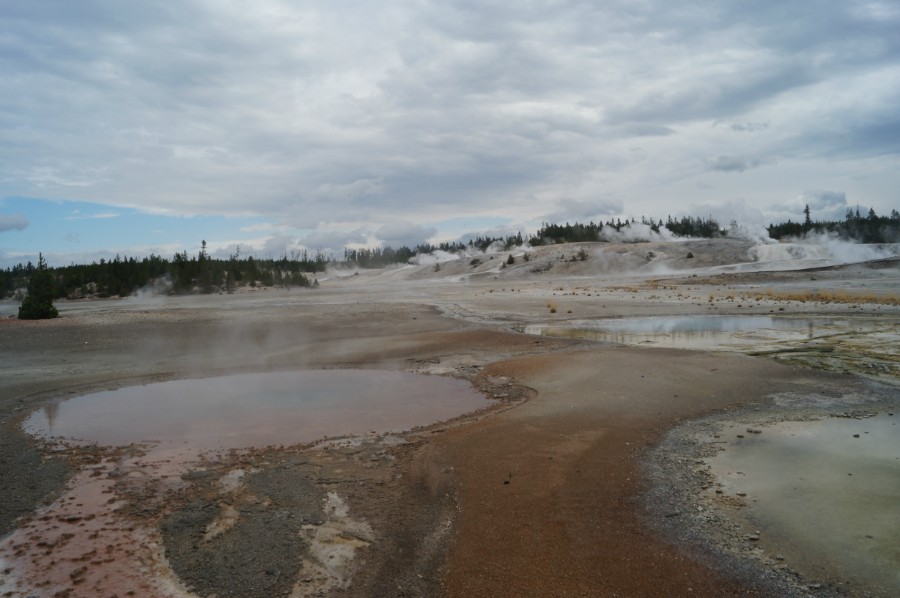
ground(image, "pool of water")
xmin=0 ymin=301 xmax=19 ymax=317
xmin=523 ymin=316 xmax=865 ymax=351
xmin=706 ymin=414 xmax=900 ymax=593
xmin=24 ymin=370 xmax=491 ymax=451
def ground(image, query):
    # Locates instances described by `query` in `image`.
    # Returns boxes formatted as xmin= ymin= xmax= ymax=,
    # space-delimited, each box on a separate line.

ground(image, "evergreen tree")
xmin=18 ymin=254 xmax=58 ymax=320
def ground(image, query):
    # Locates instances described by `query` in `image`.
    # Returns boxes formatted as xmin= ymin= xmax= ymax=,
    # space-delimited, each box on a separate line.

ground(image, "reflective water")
xmin=524 ymin=316 xmax=862 ymax=351
xmin=706 ymin=414 xmax=900 ymax=593
xmin=25 ymin=370 xmax=491 ymax=451
xmin=0 ymin=301 xmax=18 ymax=317
xmin=5 ymin=370 xmax=487 ymax=597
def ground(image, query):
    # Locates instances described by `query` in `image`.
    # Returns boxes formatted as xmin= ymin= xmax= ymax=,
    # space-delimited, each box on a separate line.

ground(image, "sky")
xmin=1 ymin=0 xmax=899 ymax=267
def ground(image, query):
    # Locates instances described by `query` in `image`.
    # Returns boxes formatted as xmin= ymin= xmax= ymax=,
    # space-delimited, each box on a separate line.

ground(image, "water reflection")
xmin=523 ymin=316 xmax=853 ymax=351
xmin=25 ymin=370 xmax=491 ymax=451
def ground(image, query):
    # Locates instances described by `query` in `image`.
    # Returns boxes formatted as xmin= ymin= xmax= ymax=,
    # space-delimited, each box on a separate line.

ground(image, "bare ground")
xmin=1 ymin=244 xmax=898 ymax=597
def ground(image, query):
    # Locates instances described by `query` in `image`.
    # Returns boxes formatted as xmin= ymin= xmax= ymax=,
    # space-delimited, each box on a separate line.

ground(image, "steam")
xmin=598 ymin=223 xmax=676 ymax=243
xmin=408 ymin=250 xmax=461 ymax=266
xmin=132 ymin=275 xmax=174 ymax=299
xmin=750 ymin=232 xmax=900 ymax=268
xmin=725 ymin=221 xmax=776 ymax=245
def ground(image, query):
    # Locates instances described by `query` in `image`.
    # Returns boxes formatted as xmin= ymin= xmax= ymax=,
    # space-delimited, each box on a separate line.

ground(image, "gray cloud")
xmin=756 ymin=190 xmax=856 ymax=226
xmin=1 ymin=0 xmax=898 ymax=234
xmin=544 ymin=198 xmax=624 ymax=223
xmin=375 ymin=221 xmax=438 ymax=248
xmin=0 ymin=214 xmax=29 ymax=232
xmin=793 ymin=190 xmax=851 ymax=221
xmin=730 ymin=122 xmax=770 ymax=133
xmin=704 ymin=155 xmax=764 ymax=173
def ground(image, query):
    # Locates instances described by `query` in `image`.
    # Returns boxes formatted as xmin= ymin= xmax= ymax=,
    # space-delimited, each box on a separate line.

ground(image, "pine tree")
xmin=18 ymin=254 xmax=58 ymax=320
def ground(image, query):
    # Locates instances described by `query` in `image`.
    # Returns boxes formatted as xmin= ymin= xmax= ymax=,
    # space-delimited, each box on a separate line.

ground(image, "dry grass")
xmin=747 ymin=289 xmax=900 ymax=306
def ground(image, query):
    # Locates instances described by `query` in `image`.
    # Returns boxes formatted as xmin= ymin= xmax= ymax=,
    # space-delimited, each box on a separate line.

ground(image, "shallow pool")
xmin=523 ymin=316 xmax=865 ymax=351
xmin=706 ymin=414 xmax=900 ymax=593
xmin=25 ymin=370 xmax=491 ymax=450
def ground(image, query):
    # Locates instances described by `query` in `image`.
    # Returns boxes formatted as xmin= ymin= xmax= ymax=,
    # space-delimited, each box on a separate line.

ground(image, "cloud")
xmin=791 ymin=190 xmax=851 ymax=220
xmin=0 ymin=213 xmax=28 ymax=232
xmin=729 ymin=122 xmax=770 ymax=133
xmin=65 ymin=211 xmax=120 ymax=220
xmin=0 ymin=0 xmax=897 ymax=238
xmin=704 ymin=155 xmax=764 ymax=173
xmin=543 ymin=198 xmax=623 ymax=223
xmin=750 ymin=190 xmax=854 ymax=226
xmin=298 ymin=228 xmax=369 ymax=251
xmin=617 ymin=124 xmax=676 ymax=137
xmin=311 ymin=178 xmax=384 ymax=201
xmin=375 ymin=221 xmax=437 ymax=248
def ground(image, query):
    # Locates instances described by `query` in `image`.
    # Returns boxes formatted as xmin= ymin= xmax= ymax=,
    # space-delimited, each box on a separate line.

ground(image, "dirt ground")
xmin=1 ymin=242 xmax=898 ymax=597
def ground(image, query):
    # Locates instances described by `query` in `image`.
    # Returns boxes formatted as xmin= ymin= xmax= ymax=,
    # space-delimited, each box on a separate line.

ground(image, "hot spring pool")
xmin=24 ymin=369 xmax=492 ymax=451
xmin=523 ymin=315 xmax=873 ymax=351
xmin=707 ymin=414 xmax=900 ymax=593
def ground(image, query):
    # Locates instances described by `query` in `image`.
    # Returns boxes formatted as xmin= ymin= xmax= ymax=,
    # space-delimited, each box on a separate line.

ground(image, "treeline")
xmin=768 ymin=206 xmax=900 ymax=243
xmin=529 ymin=215 xmax=724 ymax=245
xmin=1 ymin=243 xmax=323 ymax=300
xmin=6 ymin=207 xmax=898 ymax=301
xmin=342 ymin=241 xmax=468 ymax=268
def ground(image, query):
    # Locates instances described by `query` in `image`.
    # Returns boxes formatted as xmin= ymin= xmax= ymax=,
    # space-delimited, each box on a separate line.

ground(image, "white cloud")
xmin=0 ymin=0 xmax=897 ymax=240
xmin=64 ymin=211 xmax=120 ymax=220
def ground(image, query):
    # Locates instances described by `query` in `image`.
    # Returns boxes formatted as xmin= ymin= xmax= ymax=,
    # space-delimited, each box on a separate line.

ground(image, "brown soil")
xmin=432 ymin=350 xmax=824 ymax=597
